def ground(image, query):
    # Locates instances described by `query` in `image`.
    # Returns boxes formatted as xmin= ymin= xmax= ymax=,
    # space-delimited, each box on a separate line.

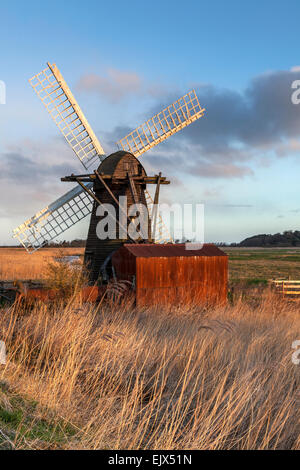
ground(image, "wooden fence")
xmin=270 ymin=279 xmax=300 ymax=300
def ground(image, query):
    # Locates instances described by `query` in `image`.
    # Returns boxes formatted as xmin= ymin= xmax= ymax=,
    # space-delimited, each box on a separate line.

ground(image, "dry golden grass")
xmin=0 ymin=247 xmax=84 ymax=281
xmin=0 ymin=247 xmax=299 ymax=449
xmin=0 ymin=290 xmax=299 ymax=449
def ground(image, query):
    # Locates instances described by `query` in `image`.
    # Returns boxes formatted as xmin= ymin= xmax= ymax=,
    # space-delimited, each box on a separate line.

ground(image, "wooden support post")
xmin=128 ymin=174 xmax=139 ymax=205
xmin=128 ymin=173 xmax=149 ymax=242
xmin=151 ymin=172 xmax=162 ymax=241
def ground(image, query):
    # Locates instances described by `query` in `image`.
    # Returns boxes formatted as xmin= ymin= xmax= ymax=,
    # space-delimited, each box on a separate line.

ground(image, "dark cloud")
xmin=105 ymin=125 xmax=132 ymax=153
xmin=0 ymin=152 xmax=75 ymax=183
xmin=110 ymin=68 xmax=300 ymax=180
xmin=171 ymin=69 xmax=300 ymax=151
xmin=139 ymin=146 xmax=253 ymax=180
xmin=0 ymin=147 xmax=79 ymax=224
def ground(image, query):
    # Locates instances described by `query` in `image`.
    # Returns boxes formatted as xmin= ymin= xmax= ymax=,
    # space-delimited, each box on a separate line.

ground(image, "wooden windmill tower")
xmin=13 ymin=62 xmax=205 ymax=283
xmin=62 ymin=151 xmax=171 ymax=281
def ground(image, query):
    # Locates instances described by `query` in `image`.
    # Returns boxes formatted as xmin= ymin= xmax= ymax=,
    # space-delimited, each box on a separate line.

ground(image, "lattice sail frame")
xmin=116 ymin=90 xmax=205 ymax=157
xmin=13 ymin=184 xmax=94 ymax=253
xmin=29 ymin=63 xmax=105 ymax=170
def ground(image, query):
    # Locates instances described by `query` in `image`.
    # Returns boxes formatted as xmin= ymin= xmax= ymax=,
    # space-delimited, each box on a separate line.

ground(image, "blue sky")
xmin=1 ymin=0 xmax=300 ymax=245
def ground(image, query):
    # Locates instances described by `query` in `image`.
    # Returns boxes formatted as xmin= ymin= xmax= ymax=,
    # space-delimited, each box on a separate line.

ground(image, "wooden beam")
xmin=127 ymin=174 xmax=150 ymax=242
xmin=128 ymin=174 xmax=139 ymax=205
xmin=75 ymin=177 xmax=137 ymax=244
xmin=61 ymin=174 xmax=170 ymax=184
xmin=94 ymin=171 xmax=135 ymax=235
xmin=151 ymin=172 xmax=162 ymax=241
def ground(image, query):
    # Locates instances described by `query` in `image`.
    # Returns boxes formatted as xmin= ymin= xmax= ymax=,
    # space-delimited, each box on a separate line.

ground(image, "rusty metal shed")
xmin=112 ymin=243 xmax=228 ymax=307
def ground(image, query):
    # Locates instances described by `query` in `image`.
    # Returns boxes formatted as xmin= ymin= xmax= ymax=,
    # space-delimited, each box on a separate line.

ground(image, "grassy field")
xmin=1 ymin=246 xmax=300 ymax=283
xmin=224 ymin=247 xmax=300 ymax=282
xmin=0 ymin=290 xmax=299 ymax=449
xmin=0 ymin=247 xmax=85 ymax=281
xmin=0 ymin=246 xmax=299 ymax=449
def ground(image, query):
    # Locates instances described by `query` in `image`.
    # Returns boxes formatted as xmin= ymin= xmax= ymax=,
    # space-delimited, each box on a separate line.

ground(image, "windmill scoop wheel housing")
xmin=12 ymin=62 xmax=206 ymax=284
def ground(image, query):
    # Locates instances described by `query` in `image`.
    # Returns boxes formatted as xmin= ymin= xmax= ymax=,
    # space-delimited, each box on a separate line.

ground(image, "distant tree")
xmin=239 ymin=230 xmax=300 ymax=247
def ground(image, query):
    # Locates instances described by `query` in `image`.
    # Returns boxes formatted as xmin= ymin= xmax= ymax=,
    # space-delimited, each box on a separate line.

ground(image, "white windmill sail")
xmin=29 ymin=63 xmax=105 ymax=170
xmin=13 ymin=183 xmax=94 ymax=253
xmin=116 ymin=90 xmax=205 ymax=157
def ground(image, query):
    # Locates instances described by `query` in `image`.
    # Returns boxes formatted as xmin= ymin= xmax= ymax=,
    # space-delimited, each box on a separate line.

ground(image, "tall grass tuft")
xmin=43 ymin=254 xmax=89 ymax=298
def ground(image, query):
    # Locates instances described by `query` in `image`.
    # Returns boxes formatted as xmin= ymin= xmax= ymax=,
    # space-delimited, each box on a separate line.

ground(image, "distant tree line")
xmin=46 ymin=239 xmax=86 ymax=248
xmin=239 ymin=230 xmax=300 ymax=247
xmin=4 ymin=231 xmax=300 ymax=249
xmin=0 ymin=239 xmax=87 ymax=248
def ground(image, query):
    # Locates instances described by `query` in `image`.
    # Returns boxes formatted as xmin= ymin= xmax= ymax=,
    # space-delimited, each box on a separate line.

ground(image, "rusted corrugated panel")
xmin=136 ymin=256 xmax=226 ymax=288
xmin=112 ymin=243 xmax=228 ymax=308
xmin=135 ymin=255 xmax=228 ymax=307
xmin=123 ymin=243 xmax=227 ymax=258
xmin=136 ymin=256 xmax=202 ymax=288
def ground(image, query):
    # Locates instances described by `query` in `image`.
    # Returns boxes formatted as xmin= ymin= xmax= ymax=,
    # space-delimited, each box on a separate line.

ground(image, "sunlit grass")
xmin=0 ymin=248 xmax=84 ymax=281
xmin=0 ymin=290 xmax=299 ymax=449
xmin=0 ymin=247 xmax=299 ymax=449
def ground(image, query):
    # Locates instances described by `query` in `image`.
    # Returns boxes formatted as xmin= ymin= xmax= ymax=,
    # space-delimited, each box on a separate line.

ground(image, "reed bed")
xmin=0 ymin=289 xmax=299 ymax=449
xmin=0 ymin=248 xmax=84 ymax=281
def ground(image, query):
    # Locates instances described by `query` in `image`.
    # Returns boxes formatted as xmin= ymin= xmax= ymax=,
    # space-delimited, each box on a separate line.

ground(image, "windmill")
xmin=13 ymin=62 xmax=205 ymax=282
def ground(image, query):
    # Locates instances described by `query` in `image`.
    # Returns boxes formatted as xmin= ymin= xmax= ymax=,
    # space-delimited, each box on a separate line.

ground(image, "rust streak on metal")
xmin=112 ymin=243 xmax=228 ymax=307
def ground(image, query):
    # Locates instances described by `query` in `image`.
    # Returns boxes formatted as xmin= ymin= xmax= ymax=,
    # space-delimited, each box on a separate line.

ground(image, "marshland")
xmin=0 ymin=247 xmax=299 ymax=450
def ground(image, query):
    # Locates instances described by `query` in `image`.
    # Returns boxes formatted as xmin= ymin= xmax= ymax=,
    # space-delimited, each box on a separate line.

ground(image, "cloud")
xmin=0 ymin=152 xmax=74 ymax=183
xmin=189 ymin=162 xmax=253 ymax=178
xmin=203 ymin=187 xmax=223 ymax=198
xmin=183 ymin=68 xmax=300 ymax=152
xmin=138 ymin=143 xmax=254 ymax=180
xmin=78 ymin=69 xmax=142 ymax=103
xmin=114 ymin=67 xmax=300 ymax=180
xmin=0 ymin=137 xmax=81 ymax=224
xmin=220 ymin=204 xmax=253 ymax=208
xmin=275 ymin=139 xmax=300 ymax=157
xmin=77 ymin=68 xmax=167 ymax=103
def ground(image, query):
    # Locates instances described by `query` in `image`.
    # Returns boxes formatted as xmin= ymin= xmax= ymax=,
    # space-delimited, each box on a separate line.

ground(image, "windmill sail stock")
xmin=29 ymin=63 xmax=105 ymax=170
